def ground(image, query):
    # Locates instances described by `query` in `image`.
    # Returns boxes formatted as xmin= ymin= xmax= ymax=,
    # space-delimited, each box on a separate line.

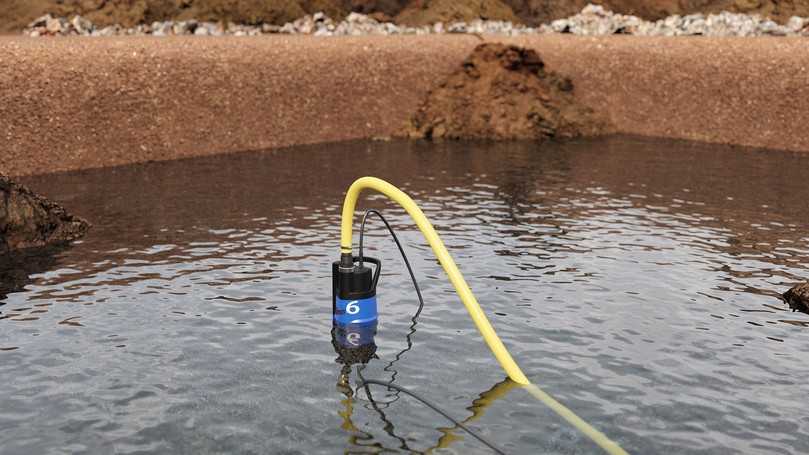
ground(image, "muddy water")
xmin=1 ymin=136 xmax=808 ymax=454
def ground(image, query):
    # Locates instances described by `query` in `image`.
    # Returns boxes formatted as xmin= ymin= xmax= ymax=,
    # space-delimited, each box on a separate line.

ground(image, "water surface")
xmin=2 ymin=136 xmax=808 ymax=454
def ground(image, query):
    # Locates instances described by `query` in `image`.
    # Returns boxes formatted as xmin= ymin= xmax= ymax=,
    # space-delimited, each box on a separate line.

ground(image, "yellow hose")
xmin=341 ymin=176 xmax=529 ymax=385
xmin=340 ymin=176 xmax=628 ymax=455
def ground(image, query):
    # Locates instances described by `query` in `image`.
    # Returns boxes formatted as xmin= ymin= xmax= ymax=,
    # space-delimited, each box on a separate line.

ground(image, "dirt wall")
xmin=2 ymin=34 xmax=809 ymax=177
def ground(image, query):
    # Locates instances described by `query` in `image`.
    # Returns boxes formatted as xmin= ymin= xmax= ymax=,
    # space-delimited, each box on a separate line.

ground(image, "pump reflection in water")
xmin=331 ymin=322 xmax=378 ymax=371
xmin=331 ymin=322 xmax=380 ymax=452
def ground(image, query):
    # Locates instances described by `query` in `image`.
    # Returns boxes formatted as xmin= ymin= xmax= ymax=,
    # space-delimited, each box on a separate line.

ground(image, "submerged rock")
xmin=0 ymin=174 xmax=89 ymax=254
xmin=408 ymin=42 xmax=607 ymax=140
xmin=783 ymin=283 xmax=809 ymax=314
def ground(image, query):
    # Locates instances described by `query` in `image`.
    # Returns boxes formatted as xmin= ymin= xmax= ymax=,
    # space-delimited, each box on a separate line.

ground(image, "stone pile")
xmin=543 ymin=4 xmax=809 ymax=37
xmin=24 ymin=11 xmax=536 ymax=37
xmin=23 ymin=5 xmax=809 ymax=38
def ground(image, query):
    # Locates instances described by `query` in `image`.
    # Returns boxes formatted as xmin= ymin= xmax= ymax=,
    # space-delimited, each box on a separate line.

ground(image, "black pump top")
xmin=332 ymin=256 xmax=381 ymax=301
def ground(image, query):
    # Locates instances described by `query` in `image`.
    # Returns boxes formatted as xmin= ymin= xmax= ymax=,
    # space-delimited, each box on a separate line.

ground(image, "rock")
xmin=45 ymin=16 xmax=64 ymax=35
xmin=173 ymin=20 xmax=198 ymax=35
xmin=28 ymin=14 xmax=52 ymax=29
xmin=408 ymin=42 xmax=607 ymax=140
xmin=151 ymin=21 xmax=172 ymax=36
xmin=0 ymin=174 xmax=89 ymax=254
xmin=97 ymin=25 xmax=120 ymax=36
xmin=783 ymin=283 xmax=809 ymax=314
xmin=261 ymin=23 xmax=283 ymax=33
xmin=70 ymin=15 xmax=94 ymax=35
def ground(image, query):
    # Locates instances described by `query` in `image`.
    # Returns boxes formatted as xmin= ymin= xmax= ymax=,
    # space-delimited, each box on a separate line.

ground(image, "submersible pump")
xmin=331 ymin=253 xmax=380 ymax=355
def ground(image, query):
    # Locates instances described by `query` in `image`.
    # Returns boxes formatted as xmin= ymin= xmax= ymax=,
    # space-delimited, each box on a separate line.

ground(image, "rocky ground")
xmin=18 ymin=4 xmax=809 ymax=37
xmin=5 ymin=0 xmax=809 ymax=33
xmin=409 ymin=42 xmax=605 ymax=140
xmin=1 ymin=174 xmax=89 ymax=254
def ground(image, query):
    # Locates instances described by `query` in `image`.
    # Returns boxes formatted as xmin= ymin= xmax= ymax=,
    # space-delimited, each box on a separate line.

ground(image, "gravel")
xmin=544 ymin=5 xmax=808 ymax=37
xmin=24 ymin=5 xmax=809 ymax=38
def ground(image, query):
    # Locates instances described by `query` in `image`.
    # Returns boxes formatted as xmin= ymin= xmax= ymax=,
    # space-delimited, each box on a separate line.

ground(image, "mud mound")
xmin=408 ymin=43 xmax=605 ymax=141
xmin=395 ymin=0 xmax=519 ymax=26
xmin=1 ymin=174 xmax=89 ymax=254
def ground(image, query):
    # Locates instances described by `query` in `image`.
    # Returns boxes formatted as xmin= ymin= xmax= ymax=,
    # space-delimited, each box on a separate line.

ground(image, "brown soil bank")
xmin=409 ymin=42 xmax=605 ymax=140
xmin=3 ymin=35 xmax=809 ymax=177
xmin=3 ymin=1 xmax=808 ymax=33
xmin=1 ymin=174 xmax=89 ymax=253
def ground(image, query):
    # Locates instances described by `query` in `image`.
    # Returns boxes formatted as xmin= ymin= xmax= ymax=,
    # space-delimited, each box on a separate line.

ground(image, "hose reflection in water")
xmin=429 ymin=379 xmax=520 ymax=452
xmin=332 ymin=317 xmax=513 ymax=454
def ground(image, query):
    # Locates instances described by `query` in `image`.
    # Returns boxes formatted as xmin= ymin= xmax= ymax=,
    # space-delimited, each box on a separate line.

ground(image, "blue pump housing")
xmin=333 ymin=255 xmax=381 ymax=326
xmin=334 ymin=295 xmax=378 ymax=325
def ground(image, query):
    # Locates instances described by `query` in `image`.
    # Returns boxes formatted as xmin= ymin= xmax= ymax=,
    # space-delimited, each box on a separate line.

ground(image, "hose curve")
xmin=339 ymin=176 xmax=628 ymax=455
xmin=340 ymin=176 xmax=529 ymax=385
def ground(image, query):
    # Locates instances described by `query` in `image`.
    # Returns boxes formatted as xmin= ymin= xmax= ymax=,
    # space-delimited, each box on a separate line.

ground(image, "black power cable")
xmin=357 ymin=379 xmax=507 ymax=455
xmin=360 ymin=209 xmax=424 ymax=406
xmin=355 ymin=209 xmax=506 ymax=454
xmin=358 ymin=209 xmax=424 ymax=318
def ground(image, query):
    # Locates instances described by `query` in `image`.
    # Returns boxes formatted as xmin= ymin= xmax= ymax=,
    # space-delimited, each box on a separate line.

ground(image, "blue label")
xmin=334 ymin=296 xmax=378 ymax=325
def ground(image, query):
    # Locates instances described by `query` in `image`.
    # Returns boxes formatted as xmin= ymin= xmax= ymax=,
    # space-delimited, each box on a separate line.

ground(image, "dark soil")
xmin=395 ymin=0 xmax=519 ymax=26
xmin=0 ymin=174 xmax=89 ymax=254
xmin=2 ymin=0 xmax=807 ymax=33
xmin=408 ymin=42 xmax=606 ymax=140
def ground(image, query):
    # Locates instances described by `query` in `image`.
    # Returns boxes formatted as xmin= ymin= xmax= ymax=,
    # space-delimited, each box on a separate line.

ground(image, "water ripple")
xmin=1 ymin=136 xmax=808 ymax=454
